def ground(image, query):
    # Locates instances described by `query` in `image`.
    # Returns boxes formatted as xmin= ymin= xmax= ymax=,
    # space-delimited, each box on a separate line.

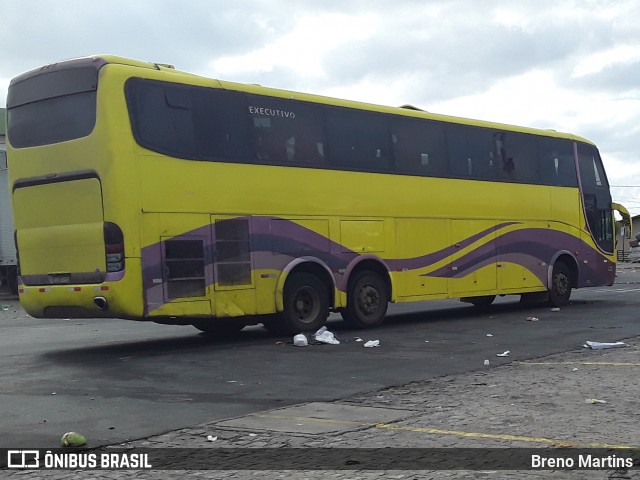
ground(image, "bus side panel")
xmin=496 ymin=220 xmax=548 ymax=293
xmin=141 ymin=213 xmax=342 ymax=318
xmin=579 ymin=229 xmax=616 ymax=287
xmin=394 ymin=218 xmax=449 ymax=298
xmin=449 ymin=219 xmax=497 ymax=297
xmin=551 ymin=186 xmax=615 ymax=287
xmin=339 ymin=219 xmax=385 ymax=254
xmin=210 ymin=215 xmax=257 ymax=318
xmin=141 ymin=213 xmax=214 ymax=317
xmin=550 ymin=188 xmax=581 ymax=235
xmin=255 ymin=217 xmax=332 ymax=313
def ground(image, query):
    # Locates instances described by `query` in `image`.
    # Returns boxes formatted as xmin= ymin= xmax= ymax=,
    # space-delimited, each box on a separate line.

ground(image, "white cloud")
xmin=209 ymin=12 xmax=379 ymax=79
xmin=0 ymin=78 xmax=9 ymax=106
xmin=429 ymin=70 xmax=575 ymax=129
xmin=315 ymin=74 xmax=422 ymax=107
xmin=2 ymin=0 xmax=640 ymax=214
xmin=572 ymin=44 xmax=640 ymax=78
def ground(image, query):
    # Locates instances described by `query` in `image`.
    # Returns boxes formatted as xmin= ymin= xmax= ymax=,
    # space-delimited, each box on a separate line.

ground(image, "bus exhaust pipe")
xmin=93 ymin=296 xmax=108 ymax=310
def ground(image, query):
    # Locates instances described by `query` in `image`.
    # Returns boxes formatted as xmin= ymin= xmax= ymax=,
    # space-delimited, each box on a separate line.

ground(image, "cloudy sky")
xmin=2 ymin=0 xmax=640 ymax=215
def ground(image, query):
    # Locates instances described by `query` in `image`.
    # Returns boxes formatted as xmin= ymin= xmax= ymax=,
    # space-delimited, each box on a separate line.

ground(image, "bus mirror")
xmin=612 ymin=202 xmax=632 ymax=240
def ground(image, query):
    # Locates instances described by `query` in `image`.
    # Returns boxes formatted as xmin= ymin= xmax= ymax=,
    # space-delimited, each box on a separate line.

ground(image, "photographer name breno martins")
xmin=531 ymin=454 xmax=634 ymax=469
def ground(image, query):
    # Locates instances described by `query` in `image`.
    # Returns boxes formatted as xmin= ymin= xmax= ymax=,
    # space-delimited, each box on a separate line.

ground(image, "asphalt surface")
xmin=1 ymin=265 xmax=639 ymax=478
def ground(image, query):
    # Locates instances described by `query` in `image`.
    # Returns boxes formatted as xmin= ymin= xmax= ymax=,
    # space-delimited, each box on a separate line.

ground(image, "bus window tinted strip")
xmin=124 ymin=78 xmax=580 ymax=188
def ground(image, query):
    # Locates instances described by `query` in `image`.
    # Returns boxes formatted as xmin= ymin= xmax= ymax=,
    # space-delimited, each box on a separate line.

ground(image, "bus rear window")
xmin=7 ymin=64 xmax=99 ymax=148
xmin=8 ymin=92 xmax=96 ymax=148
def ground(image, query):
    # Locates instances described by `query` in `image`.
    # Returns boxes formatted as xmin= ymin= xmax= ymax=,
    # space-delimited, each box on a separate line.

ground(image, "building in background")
xmin=616 ymin=213 xmax=640 ymax=262
xmin=0 ymin=108 xmax=18 ymax=291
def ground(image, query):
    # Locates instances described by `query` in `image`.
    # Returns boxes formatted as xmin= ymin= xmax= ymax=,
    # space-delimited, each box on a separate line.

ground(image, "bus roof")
xmin=12 ymin=55 xmax=594 ymax=145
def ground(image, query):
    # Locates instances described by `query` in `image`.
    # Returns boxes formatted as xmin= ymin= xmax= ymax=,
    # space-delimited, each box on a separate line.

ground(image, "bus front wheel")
xmin=277 ymin=272 xmax=329 ymax=335
xmin=549 ymin=262 xmax=572 ymax=307
xmin=341 ymin=270 xmax=389 ymax=329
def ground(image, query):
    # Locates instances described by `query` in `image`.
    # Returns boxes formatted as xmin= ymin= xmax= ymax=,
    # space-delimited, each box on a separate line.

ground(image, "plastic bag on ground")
xmin=314 ymin=327 xmax=340 ymax=345
xmin=293 ymin=334 xmax=308 ymax=347
xmin=583 ymin=341 xmax=625 ymax=350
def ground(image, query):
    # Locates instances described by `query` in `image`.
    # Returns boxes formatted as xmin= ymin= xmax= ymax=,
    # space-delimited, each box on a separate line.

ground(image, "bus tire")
xmin=279 ymin=272 xmax=329 ymax=334
xmin=461 ymin=295 xmax=496 ymax=307
xmin=549 ymin=261 xmax=572 ymax=307
xmin=341 ymin=270 xmax=389 ymax=329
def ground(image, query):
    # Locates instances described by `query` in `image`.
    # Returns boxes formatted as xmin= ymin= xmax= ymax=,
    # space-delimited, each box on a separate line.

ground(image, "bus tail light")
xmin=104 ymin=222 xmax=125 ymax=272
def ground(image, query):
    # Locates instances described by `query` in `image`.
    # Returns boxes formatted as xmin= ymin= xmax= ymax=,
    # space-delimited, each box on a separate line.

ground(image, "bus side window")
xmin=127 ymin=79 xmax=251 ymax=161
xmin=247 ymin=96 xmax=325 ymax=166
xmin=155 ymin=83 xmax=196 ymax=153
xmin=192 ymin=88 xmax=249 ymax=161
xmin=129 ymin=80 xmax=197 ymax=155
xmin=495 ymin=132 xmax=539 ymax=183
xmin=447 ymin=124 xmax=496 ymax=180
xmin=538 ymin=137 xmax=577 ymax=187
xmin=252 ymin=116 xmax=277 ymax=161
xmin=326 ymin=108 xmax=391 ymax=172
xmin=391 ymin=118 xmax=446 ymax=176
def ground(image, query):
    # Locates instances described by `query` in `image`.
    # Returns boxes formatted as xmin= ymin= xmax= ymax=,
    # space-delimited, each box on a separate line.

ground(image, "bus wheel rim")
xmin=358 ymin=285 xmax=380 ymax=316
xmin=293 ymin=287 xmax=319 ymax=323
xmin=556 ymin=273 xmax=569 ymax=295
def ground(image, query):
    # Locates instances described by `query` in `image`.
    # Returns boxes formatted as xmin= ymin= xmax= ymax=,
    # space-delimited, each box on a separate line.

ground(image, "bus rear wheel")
xmin=273 ymin=272 xmax=329 ymax=335
xmin=549 ymin=261 xmax=572 ymax=307
xmin=341 ymin=270 xmax=389 ymax=329
xmin=461 ymin=295 xmax=496 ymax=307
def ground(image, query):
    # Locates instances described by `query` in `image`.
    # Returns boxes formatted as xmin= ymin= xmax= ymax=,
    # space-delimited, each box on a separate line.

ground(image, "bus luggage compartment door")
xmin=449 ymin=220 xmax=497 ymax=296
xmin=14 ymin=176 xmax=105 ymax=284
xmin=211 ymin=216 xmax=257 ymax=318
xmin=141 ymin=213 xmax=212 ymax=317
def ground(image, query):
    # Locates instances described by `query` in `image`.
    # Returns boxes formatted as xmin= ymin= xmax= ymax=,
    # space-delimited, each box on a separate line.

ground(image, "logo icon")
xmin=7 ymin=450 xmax=40 ymax=468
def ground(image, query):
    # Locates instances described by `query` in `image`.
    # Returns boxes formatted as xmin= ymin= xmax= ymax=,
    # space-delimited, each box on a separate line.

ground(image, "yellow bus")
xmin=6 ymin=55 xmax=631 ymax=335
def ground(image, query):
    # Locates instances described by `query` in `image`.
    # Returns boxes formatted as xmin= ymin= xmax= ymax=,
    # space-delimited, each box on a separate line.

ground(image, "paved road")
xmin=1 ymin=266 xmax=639 ymax=449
